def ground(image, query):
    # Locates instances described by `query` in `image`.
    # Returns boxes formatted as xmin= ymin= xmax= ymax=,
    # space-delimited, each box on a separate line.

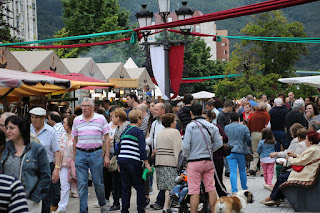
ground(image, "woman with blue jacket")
xmin=225 ymin=112 xmax=252 ymax=193
xmin=0 ymin=115 xmax=51 ymax=212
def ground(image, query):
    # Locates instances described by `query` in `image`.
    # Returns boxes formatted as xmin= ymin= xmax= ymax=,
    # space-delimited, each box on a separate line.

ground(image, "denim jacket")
xmin=257 ymin=139 xmax=276 ymax=158
xmin=225 ymin=122 xmax=252 ymax=154
xmin=0 ymin=141 xmax=51 ymax=203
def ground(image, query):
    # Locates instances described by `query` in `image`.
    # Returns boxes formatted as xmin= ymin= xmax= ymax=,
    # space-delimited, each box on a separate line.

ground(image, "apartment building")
xmin=3 ymin=0 xmax=38 ymax=42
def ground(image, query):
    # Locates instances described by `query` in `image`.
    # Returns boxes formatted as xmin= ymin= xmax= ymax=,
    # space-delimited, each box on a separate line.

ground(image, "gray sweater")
xmin=182 ymin=118 xmax=222 ymax=161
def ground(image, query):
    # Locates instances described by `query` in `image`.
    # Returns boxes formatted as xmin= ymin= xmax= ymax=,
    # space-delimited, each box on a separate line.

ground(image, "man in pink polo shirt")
xmin=72 ymin=97 xmax=110 ymax=213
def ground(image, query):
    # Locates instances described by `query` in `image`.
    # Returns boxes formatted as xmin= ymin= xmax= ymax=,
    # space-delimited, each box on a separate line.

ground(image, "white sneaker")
xmin=94 ymin=200 xmax=111 ymax=208
xmin=263 ymin=184 xmax=273 ymax=191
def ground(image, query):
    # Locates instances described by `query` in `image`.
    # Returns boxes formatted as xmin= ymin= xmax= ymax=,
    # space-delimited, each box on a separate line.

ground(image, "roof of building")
xmin=11 ymin=50 xmax=53 ymax=72
xmin=61 ymin=57 xmax=92 ymax=73
xmin=124 ymin=57 xmax=138 ymax=69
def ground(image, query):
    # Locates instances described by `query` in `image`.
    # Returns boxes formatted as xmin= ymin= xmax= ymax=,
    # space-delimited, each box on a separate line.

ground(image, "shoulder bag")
xmin=291 ymin=158 xmax=320 ymax=173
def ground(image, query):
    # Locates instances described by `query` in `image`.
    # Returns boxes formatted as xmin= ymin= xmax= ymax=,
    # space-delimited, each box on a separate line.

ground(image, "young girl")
xmin=257 ymin=128 xmax=276 ymax=190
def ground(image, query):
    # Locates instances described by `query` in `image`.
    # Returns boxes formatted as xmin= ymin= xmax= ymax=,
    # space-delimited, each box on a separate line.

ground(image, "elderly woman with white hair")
xmin=284 ymin=99 xmax=308 ymax=143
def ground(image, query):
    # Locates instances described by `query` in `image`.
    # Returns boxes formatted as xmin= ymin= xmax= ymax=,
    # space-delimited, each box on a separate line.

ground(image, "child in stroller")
xmin=169 ymin=151 xmax=210 ymax=213
xmin=171 ymin=170 xmax=188 ymax=203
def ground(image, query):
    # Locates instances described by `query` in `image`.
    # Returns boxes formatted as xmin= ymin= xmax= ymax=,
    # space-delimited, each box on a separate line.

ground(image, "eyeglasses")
xmin=81 ymin=105 xmax=92 ymax=108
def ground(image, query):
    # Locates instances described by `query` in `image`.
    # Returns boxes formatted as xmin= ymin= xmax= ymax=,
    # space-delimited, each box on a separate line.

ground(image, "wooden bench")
xmin=279 ymin=164 xmax=320 ymax=212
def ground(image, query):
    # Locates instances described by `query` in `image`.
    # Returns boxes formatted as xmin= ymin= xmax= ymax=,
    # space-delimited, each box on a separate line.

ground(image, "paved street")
xmin=66 ymin=171 xmax=301 ymax=213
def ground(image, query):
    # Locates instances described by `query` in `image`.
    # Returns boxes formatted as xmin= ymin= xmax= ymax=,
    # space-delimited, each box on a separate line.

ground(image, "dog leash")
xmin=193 ymin=121 xmax=231 ymax=196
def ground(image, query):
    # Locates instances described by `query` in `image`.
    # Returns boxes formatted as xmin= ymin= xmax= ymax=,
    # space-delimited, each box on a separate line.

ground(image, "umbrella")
xmin=192 ymin=91 xmax=215 ymax=100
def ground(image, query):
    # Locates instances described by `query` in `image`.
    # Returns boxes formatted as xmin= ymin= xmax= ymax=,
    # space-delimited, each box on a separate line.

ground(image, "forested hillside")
xmin=37 ymin=0 xmax=320 ymax=70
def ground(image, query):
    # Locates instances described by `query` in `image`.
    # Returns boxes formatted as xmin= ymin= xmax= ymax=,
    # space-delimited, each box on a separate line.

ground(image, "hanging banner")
xmin=150 ymin=46 xmax=168 ymax=100
xmin=169 ymin=45 xmax=184 ymax=99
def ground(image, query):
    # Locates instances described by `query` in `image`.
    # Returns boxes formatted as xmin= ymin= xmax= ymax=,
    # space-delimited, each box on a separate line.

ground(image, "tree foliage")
xmin=214 ymin=11 xmax=314 ymax=99
xmin=54 ymin=0 xmax=144 ymax=64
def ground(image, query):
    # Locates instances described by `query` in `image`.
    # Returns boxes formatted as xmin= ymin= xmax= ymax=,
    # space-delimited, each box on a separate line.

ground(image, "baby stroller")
xmin=169 ymin=151 xmax=210 ymax=213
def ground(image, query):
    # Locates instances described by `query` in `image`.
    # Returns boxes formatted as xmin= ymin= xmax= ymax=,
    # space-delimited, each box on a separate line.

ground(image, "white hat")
xmin=29 ymin=107 xmax=46 ymax=116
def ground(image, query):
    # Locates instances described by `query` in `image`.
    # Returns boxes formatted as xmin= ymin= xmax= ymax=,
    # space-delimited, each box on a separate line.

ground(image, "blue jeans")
xmin=118 ymin=161 xmax=146 ymax=213
xmin=171 ymin=184 xmax=188 ymax=201
xmin=227 ymin=153 xmax=248 ymax=193
xmin=75 ymin=149 xmax=106 ymax=213
xmin=224 ymin=157 xmax=230 ymax=174
xmin=273 ymin=130 xmax=288 ymax=152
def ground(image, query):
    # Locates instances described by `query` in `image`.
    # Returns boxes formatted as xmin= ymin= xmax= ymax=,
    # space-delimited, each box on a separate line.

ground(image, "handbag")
xmin=245 ymin=153 xmax=253 ymax=162
xmin=108 ymin=156 xmax=118 ymax=172
xmin=291 ymin=158 xmax=320 ymax=173
xmin=221 ymin=144 xmax=234 ymax=157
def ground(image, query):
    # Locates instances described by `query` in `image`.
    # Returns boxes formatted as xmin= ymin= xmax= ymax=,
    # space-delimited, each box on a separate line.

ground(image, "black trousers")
xmin=103 ymin=167 xmax=113 ymax=200
xmin=213 ymin=158 xmax=228 ymax=197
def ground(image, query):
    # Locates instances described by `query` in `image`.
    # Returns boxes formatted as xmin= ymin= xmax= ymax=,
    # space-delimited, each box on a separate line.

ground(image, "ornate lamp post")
xmin=136 ymin=1 xmax=194 ymax=98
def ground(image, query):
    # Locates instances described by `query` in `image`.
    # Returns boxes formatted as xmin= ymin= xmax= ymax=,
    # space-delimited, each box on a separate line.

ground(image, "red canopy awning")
xmin=33 ymin=70 xmax=109 ymax=90
xmin=65 ymin=73 xmax=108 ymax=90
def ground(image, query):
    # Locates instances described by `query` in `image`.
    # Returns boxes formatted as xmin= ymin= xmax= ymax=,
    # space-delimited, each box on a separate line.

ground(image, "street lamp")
xmin=136 ymin=1 xmax=194 ymax=99
xmin=135 ymin=5 xmax=153 ymax=39
xmin=175 ymin=2 xmax=194 ymax=33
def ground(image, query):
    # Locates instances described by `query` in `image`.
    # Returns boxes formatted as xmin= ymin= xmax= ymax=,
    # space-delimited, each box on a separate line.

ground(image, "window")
xmin=168 ymin=17 xmax=172 ymax=22
xmin=222 ymin=58 xmax=226 ymax=61
xmin=221 ymin=43 xmax=226 ymax=46
xmin=196 ymin=25 xmax=200 ymax=32
xmin=224 ymin=50 xmax=227 ymax=54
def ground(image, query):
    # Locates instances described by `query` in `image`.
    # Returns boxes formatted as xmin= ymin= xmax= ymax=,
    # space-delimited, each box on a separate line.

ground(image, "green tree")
xmin=215 ymin=11 xmax=311 ymax=99
xmin=54 ymin=0 xmax=144 ymax=64
xmin=181 ymin=37 xmax=226 ymax=94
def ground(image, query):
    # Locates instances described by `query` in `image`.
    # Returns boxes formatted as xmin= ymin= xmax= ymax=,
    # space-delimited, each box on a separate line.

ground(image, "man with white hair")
xmin=285 ymin=99 xmax=308 ymax=142
xmin=247 ymin=102 xmax=270 ymax=176
xmin=72 ymin=98 xmax=110 ymax=213
xmin=146 ymin=103 xmax=166 ymax=210
xmin=269 ymin=98 xmax=290 ymax=152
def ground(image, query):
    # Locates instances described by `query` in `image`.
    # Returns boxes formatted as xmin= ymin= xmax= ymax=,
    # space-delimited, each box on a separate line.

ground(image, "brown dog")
xmin=214 ymin=190 xmax=254 ymax=213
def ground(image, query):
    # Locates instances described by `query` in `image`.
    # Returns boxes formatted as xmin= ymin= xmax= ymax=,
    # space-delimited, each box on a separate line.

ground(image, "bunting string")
xmin=135 ymin=0 xmax=318 ymax=31
xmin=0 ymin=29 xmax=133 ymax=47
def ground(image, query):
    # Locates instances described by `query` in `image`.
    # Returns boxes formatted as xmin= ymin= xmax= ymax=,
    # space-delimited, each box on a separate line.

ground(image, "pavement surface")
xmin=66 ymin=170 xmax=303 ymax=213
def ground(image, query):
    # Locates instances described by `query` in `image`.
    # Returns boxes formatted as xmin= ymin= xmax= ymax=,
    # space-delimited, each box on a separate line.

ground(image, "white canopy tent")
xmin=192 ymin=91 xmax=215 ymax=100
xmin=278 ymin=75 xmax=320 ymax=88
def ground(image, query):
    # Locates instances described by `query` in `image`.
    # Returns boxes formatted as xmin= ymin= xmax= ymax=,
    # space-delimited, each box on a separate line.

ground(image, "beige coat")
xmin=288 ymin=145 xmax=320 ymax=181
xmin=155 ymin=128 xmax=182 ymax=167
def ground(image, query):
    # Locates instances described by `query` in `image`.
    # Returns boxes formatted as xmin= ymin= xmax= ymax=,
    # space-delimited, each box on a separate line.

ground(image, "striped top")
xmin=72 ymin=113 xmax=110 ymax=149
xmin=0 ymin=174 xmax=29 ymax=212
xmin=117 ymin=126 xmax=148 ymax=163
xmin=53 ymin=122 xmax=66 ymax=142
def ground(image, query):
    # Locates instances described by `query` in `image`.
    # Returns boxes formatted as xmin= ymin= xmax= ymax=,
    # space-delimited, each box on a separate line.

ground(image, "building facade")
xmin=216 ymin=30 xmax=230 ymax=62
xmin=153 ymin=10 xmax=229 ymax=61
xmin=3 ymin=0 xmax=38 ymax=42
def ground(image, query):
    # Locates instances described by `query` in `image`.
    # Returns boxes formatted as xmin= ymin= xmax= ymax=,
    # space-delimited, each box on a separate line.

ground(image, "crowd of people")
xmin=0 ymin=90 xmax=320 ymax=213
